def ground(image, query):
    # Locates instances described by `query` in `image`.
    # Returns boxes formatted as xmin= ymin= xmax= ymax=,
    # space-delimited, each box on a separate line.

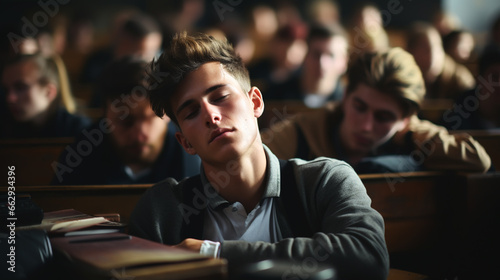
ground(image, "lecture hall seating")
xmin=0 ymin=137 xmax=73 ymax=186
xmin=4 ymin=171 xmax=499 ymax=278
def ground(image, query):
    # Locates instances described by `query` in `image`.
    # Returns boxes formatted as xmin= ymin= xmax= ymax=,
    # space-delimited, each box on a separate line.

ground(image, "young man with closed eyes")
xmin=262 ymin=47 xmax=491 ymax=174
xmin=129 ymin=32 xmax=390 ymax=280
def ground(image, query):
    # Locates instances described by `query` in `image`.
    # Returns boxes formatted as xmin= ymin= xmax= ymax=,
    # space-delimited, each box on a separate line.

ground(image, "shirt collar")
xmin=200 ymin=144 xmax=281 ymax=210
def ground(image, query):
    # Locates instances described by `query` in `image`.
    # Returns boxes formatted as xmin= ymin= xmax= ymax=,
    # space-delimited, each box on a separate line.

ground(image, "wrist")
xmin=200 ymin=240 xmax=221 ymax=258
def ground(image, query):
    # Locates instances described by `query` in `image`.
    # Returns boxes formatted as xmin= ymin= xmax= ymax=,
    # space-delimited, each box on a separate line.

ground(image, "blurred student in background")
xmin=248 ymin=22 xmax=308 ymax=93
xmin=348 ymin=3 xmax=390 ymax=57
xmin=407 ymin=22 xmax=475 ymax=99
xmin=81 ymin=12 xmax=162 ymax=87
xmin=52 ymin=57 xmax=200 ymax=185
xmin=441 ymin=46 xmax=500 ymax=131
xmin=1 ymin=53 xmax=90 ymax=138
xmin=262 ymin=48 xmax=491 ymax=174
xmin=265 ymin=24 xmax=349 ymax=107
xmin=306 ymin=0 xmax=340 ymax=27
xmin=443 ymin=29 xmax=476 ymax=66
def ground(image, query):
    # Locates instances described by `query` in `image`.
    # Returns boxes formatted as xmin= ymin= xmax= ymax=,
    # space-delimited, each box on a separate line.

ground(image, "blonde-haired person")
xmin=1 ymin=53 xmax=90 ymax=138
xmin=262 ymin=47 xmax=491 ymax=174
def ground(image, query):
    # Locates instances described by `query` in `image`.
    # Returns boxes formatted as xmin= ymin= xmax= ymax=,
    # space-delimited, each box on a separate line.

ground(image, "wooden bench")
xmin=258 ymin=100 xmax=337 ymax=130
xmin=360 ymin=171 xmax=464 ymax=254
xmin=0 ymin=138 xmax=74 ymax=186
xmin=8 ymin=171 xmax=496 ymax=278
xmin=6 ymin=171 xmax=458 ymax=246
xmin=458 ymin=171 xmax=500 ymax=279
xmin=6 ymin=184 xmax=152 ymax=224
xmin=419 ymin=98 xmax=454 ymax=124
xmin=360 ymin=171 xmax=470 ymax=277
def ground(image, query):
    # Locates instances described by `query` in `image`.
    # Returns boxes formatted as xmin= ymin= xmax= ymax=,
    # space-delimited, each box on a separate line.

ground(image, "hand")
xmin=174 ymin=238 xmax=204 ymax=252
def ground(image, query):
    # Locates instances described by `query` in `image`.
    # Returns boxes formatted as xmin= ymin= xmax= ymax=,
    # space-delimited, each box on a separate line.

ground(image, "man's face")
xmin=410 ymin=31 xmax=445 ymax=78
xmin=2 ymin=60 xmax=53 ymax=122
xmin=106 ymin=98 xmax=169 ymax=166
xmin=341 ymin=84 xmax=408 ymax=155
xmin=303 ymin=36 xmax=348 ymax=90
xmin=172 ymin=62 xmax=264 ymax=166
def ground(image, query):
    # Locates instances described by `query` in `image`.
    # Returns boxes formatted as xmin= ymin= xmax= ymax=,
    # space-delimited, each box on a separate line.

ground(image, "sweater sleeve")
xmin=397 ymin=116 xmax=491 ymax=173
xmin=219 ymin=159 xmax=389 ymax=280
xmin=129 ymin=178 xmax=184 ymax=245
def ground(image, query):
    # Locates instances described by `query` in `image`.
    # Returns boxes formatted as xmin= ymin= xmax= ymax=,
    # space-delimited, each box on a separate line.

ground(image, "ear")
xmin=175 ymin=131 xmax=197 ymax=155
xmin=249 ymin=86 xmax=264 ymax=118
xmin=45 ymin=83 xmax=58 ymax=103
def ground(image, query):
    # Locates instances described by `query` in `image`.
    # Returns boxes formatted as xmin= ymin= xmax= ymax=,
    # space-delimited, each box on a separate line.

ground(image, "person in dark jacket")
xmin=52 ymin=57 xmax=200 ymax=185
xmin=1 ymin=53 xmax=90 ymax=138
xmin=129 ymin=32 xmax=389 ymax=280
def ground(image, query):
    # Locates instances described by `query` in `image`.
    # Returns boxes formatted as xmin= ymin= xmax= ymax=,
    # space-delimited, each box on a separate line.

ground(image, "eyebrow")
xmin=175 ymin=84 xmax=227 ymax=116
xmin=353 ymin=96 xmax=397 ymax=119
xmin=353 ymin=96 xmax=367 ymax=106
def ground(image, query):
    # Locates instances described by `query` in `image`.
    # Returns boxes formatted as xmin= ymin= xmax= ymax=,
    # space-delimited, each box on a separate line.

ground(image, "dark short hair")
xmin=478 ymin=46 xmax=500 ymax=75
xmin=346 ymin=47 xmax=425 ymax=117
xmin=306 ymin=23 xmax=347 ymax=45
xmin=96 ymin=56 xmax=148 ymax=105
xmin=147 ymin=31 xmax=250 ymax=125
xmin=121 ymin=13 xmax=161 ymax=39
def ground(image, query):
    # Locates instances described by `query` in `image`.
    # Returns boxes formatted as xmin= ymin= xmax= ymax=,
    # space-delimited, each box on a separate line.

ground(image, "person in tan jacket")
xmin=262 ymin=47 xmax=491 ymax=174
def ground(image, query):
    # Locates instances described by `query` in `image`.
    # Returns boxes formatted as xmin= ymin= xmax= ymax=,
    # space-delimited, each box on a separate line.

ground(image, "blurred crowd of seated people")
xmin=51 ymin=57 xmax=200 ymax=185
xmin=1 ymin=0 xmax=500 ymax=179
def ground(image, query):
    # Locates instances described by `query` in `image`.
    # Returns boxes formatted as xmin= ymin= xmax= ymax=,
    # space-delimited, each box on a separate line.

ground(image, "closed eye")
xmin=374 ymin=111 xmax=397 ymax=123
xmin=212 ymin=93 xmax=229 ymax=103
xmin=353 ymin=99 xmax=367 ymax=112
xmin=184 ymin=107 xmax=200 ymax=120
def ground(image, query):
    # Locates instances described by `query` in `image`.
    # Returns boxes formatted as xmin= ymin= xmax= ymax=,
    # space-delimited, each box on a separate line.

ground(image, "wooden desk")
xmin=50 ymin=233 xmax=227 ymax=280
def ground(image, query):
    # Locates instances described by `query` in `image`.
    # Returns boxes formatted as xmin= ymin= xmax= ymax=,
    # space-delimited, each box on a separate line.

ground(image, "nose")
xmin=360 ymin=112 xmax=374 ymax=132
xmin=133 ymin=121 xmax=149 ymax=143
xmin=319 ymin=54 xmax=332 ymax=72
xmin=202 ymin=102 xmax=221 ymax=127
xmin=5 ymin=89 xmax=17 ymax=104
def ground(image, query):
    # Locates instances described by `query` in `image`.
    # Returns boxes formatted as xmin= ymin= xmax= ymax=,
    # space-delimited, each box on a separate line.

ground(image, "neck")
xmin=127 ymin=162 xmax=152 ymax=175
xmin=204 ymin=142 xmax=267 ymax=213
xmin=20 ymin=105 xmax=57 ymax=134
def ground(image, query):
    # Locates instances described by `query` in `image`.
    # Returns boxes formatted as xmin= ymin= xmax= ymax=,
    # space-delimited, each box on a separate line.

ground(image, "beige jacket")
xmin=261 ymin=106 xmax=491 ymax=173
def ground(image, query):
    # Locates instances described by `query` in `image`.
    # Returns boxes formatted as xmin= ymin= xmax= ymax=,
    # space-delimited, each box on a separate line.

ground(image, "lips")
xmin=209 ymin=128 xmax=234 ymax=143
xmin=353 ymin=134 xmax=372 ymax=146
